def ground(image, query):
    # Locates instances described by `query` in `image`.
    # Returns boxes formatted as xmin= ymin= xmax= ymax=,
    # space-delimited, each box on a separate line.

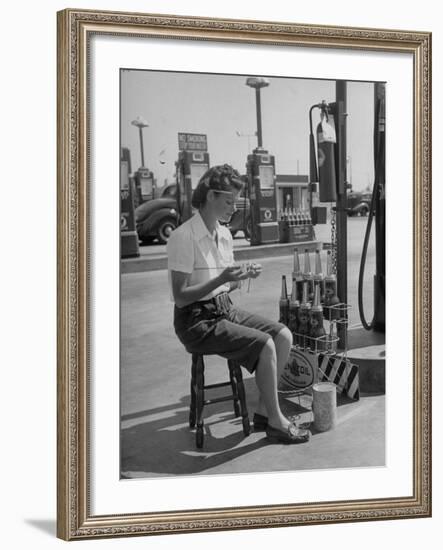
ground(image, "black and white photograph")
xmin=53 ymin=5 xmax=432 ymax=542
xmin=2 ymin=0 xmax=439 ymax=545
xmin=119 ymin=70 xmax=386 ymax=479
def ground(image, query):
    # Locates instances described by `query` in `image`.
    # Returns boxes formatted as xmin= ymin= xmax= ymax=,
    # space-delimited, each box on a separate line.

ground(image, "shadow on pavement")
xmin=120 ymin=377 xmax=358 ymax=477
xmin=121 ymin=377 xmax=268 ymax=476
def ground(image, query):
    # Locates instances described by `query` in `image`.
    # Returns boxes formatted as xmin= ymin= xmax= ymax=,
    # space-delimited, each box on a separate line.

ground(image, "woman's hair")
xmin=191 ymin=164 xmax=244 ymax=209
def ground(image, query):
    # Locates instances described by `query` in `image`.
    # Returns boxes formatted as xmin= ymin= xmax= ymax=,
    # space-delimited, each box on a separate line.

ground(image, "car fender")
xmin=137 ymin=207 xmax=178 ymax=238
xmin=354 ymin=201 xmax=369 ymax=212
xmin=135 ymin=197 xmax=176 ymax=223
xmin=148 ymin=207 xmax=179 ymax=230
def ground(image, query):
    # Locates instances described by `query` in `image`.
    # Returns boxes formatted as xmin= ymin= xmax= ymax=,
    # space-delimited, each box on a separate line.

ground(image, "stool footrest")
xmin=204 ymin=381 xmax=233 ymax=390
xmin=204 ymin=395 xmax=237 ymax=406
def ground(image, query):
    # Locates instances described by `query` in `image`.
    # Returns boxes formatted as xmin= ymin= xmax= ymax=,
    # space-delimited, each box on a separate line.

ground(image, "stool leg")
xmin=189 ymin=354 xmax=197 ymax=428
xmin=195 ymin=355 xmax=205 ymax=448
xmin=232 ymin=362 xmax=250 ymax=437
xmin=228 ymin=363 xmax=241 ymax=417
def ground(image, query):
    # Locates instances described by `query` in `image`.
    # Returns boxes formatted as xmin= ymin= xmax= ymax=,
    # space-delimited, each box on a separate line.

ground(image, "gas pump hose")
xmin=243 ymin=179 xmax=251 ymax=242
xmin=357 ymin=180 xmax=378 ymax=330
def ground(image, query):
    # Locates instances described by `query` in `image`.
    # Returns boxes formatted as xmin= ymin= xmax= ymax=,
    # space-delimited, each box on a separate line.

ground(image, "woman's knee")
xmin=275 ymin=326 xmax=292 ymax=347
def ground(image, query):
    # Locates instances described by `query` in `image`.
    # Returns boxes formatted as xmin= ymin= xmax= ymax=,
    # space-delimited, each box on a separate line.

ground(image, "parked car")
xmin=347 ymin=191 xmax=372 ymax=216
xmin=135 ymin=188 xmax=178 ymax=244
xmin=136 ymin=184 xmax=251 ymax=244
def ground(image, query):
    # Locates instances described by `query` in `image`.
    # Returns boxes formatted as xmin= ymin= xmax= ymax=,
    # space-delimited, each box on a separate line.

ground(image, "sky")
xmin=121 ymin=70 xmax=375 ymax=191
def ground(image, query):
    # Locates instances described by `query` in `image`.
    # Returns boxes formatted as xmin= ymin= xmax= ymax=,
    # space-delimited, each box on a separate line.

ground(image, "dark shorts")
xmin=174 ymin=294 xmax=285 ymax=373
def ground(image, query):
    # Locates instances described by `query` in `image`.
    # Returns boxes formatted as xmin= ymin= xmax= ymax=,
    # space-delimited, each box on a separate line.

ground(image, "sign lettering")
xmin=178 ymin=133 xmax=208 ymax=152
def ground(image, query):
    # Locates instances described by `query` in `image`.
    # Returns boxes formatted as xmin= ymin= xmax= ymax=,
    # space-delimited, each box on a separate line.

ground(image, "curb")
xmin=122 ymin=240 xmax=325 ymax=273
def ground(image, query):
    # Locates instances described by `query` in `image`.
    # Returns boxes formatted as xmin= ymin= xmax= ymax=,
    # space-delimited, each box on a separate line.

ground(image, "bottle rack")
xmin=278 ymin=303 xmax=352 ymax=403
xmin=291 ymin=303 xmax=351 ymax=356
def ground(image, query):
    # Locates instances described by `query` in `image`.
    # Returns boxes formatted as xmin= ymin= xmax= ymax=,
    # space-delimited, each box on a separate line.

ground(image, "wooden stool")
xmin=189 ymin=353 xmax=250 ymax=448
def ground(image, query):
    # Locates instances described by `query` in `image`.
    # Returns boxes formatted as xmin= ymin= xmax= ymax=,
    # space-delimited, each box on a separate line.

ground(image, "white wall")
xmin=1 ymin=0 xmax=440 ymax=548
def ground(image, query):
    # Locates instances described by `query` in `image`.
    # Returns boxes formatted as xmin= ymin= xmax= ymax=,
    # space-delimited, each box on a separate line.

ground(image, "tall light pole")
xmin=131 ymin=116 xmax=149 ymax=167
xmin=245 ymin=77 xmax=270 ymax=149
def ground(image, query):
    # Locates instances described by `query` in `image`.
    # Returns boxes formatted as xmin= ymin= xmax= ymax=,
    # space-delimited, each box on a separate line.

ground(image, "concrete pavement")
xmin=121 ymin=389 xmax=384 ymax=478
xmin=120 ymin=217 xmax=384 ymax=478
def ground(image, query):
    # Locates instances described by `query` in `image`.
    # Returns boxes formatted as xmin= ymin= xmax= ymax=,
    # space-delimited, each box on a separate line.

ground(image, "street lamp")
xmin=131 ymin=115 xmax=149 ymax=168
xmin=245 ymin=77 xmax=270 ymax=149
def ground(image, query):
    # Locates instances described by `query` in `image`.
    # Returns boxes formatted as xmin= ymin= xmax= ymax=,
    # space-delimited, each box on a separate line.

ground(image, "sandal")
xmin=253 ymin=413 xmax=306 ymax=431
xmin=266 ymin=424 xmax=311 ymax=444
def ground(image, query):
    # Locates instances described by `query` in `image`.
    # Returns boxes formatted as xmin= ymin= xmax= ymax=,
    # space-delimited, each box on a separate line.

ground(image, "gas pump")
xmin=120 ymin=156 xmax=140 ymax=258
xmin=308 ymin=84 xmax=349 ymax=346
xmin=175 ymin=133 xmax=210 ymax=223
xmin=309 ymin=83 xmax=386 ymax=337
xmin=246 ymin=149 xmax=279 ymax=245
xmin=134 ymin=166 xmax=156 ymax=203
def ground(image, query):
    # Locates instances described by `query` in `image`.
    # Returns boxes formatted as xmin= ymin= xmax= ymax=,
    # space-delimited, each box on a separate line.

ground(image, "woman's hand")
xmin=245 ymin=263 xmax=262 ymax=279
xmin=219 ymin=263 xmax=263 ymax=285
xmin=219 ymin=265 xmax=249 ymax=284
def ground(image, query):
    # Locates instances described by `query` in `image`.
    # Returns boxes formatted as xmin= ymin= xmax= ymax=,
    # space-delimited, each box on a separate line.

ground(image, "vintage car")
xmin=347 ymin=191 xmax=373 ymax=216
xmin=135 ymin=184 xmax=251 ymax=244
xmin=135 ymin=188 xmax=178 ymax=245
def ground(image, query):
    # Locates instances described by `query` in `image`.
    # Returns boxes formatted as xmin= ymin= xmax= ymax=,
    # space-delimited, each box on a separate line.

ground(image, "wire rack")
xmin=278 ymin=303 xmax=352 ymax=404
xmin=292 ymin=303 xmax=351 ymax=356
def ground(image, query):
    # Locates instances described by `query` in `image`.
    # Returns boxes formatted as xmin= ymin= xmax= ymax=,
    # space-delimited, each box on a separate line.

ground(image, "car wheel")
xmin=359 ymin=205 xmax=369 ymax=217
xmin=157 ymin=217 xmax=177 ymax=244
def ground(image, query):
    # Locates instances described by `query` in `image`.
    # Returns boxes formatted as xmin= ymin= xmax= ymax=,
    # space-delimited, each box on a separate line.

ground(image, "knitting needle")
xmin=193 ymin=265 xmax=255 ymax=293
xmin=247 ymin=263 xmax=252 ymax=293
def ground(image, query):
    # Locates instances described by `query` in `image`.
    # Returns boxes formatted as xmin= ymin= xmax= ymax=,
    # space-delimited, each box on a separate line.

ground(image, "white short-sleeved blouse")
xmin=166 ymin=212 xmax=234 ymax=301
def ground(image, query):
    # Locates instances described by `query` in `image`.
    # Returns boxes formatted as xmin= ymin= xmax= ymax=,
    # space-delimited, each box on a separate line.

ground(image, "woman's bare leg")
xmin=255 ymin=327 xmax=292 ymax=420
xmin=274 ymin=326 xmax=293 ymax=380
xmin=254 ymin=338 xmax=291 ymax=430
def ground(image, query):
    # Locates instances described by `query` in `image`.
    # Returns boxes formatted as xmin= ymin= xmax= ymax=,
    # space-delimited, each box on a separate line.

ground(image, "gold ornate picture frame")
xmin=57 ymin=8 xmax=431 ymax=540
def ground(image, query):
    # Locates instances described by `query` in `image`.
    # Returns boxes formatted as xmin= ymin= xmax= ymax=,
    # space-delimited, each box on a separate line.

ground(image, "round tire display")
xmin=278 ymin=347 xmax=317 ymax=392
